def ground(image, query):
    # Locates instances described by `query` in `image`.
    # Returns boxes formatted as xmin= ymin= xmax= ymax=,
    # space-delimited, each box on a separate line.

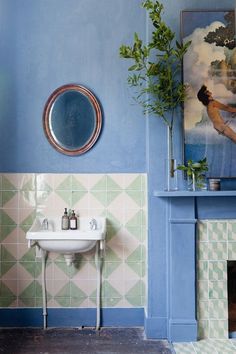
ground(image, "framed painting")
xmin=181 ymin=10 xmax=236 ymax=177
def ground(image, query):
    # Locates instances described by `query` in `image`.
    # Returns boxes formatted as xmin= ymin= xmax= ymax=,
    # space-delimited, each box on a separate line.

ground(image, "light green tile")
xmin=1 ymin=246 xmax=16 ymax=262
xmin=20 ymin=261 xmax=42 ymax=278
xmin=127 ymin=245 xmax=143 ymax=262
xmin=126 ymin=210 xmax=146 ymax=228
xmin=198 ymin=221 xmax=208 ymax=242
xmin=71 ymin=190 xmax=87 ymax=206
xmin=208 ymin=242 xmax=227 ymax=260
xmin=228 ymin=222 xmax=236 ymax=241
xmin=107 ymin=190 xmax=120 ymax=205
xmin=197 ymin=242 xmax=209 ymax=261
xmin=208 ymin=319 xmax=228 ymax=339
xmin=0 ymin=225 xmax=17 ymax=241
xmin=36 ymin=176 xmax=52 ymax=192
xmin=36 ymin=190 xmax=52 ymax=205
xmin=90 ymin=280 xmax=122 ymax=307
xmin=20 ymin=190 xmax=36 ymax=206
xmin=197 ymin=301 xmax=209 ymax=320
xmin=197 ymin=280 xmax=209 ymax=301
xmin=193 ymin=339 xmax=220 ymax=353
xmin=198 ymin=261 xmax=208 ymax=280
xmin=21 ymin=177 xmax=36 ymax=191
xmin=209 ymin=261 xmax=227 ymax=281
xmin=20 ymin=248 xmax=37 ymax=262
xmin=19 ymin=280 xmax=41 ymax=299
xmin=102 ymin=280 xmax=122 ymax=299
xmin=55 ymin=282 xmax=71 ymax=298
xmin=91 ymin=191 xmax=107 ymax=206
xmin=126 ymin=175 xmax=142 ymax=191
xmin=54 ymin=297 xmax=71 ymax=307
xmin=228 ymin=242 xmax=236 ymax=260
xmin=209 ymin=281 xmax=227 ymax=299
xmin=208 ymin=222 xmax=227 ymax=242
xmin=106 ymin=213 xmax=122 ymax=229
xmin=2 ymin=191 xmax=17 ymax=206
xmin=125 ymin=280 xmax=145 ymax=306
xmin=103 ymin=261 xmax=122 ymax=278
xmin=71 ymin=176 xmax=87 ymax=191
xmin=125 ymin=226 xmax=143 ymax=241
xmin=0 ymin=297 xmax=16 ymax=307
xmin=106 ymin=225 xmax=121 ymax=242
xmin=0 ymin=210 xmax=16 ymax=226
xmin=55 ymin=190 xmax=71 ymax=205
xmin=208 ymin=299 xmax=227 ymax=319
xmin=125 ymin=190 xmax=145 ymax=207
xmin=20 ymin=211 xmax=36 ymax=228
xmin=1 ymin=262 xmax=16 ymax=277
xmin=198 ymin=320 xmax=209 ymax=339
xmin=126 ymin=261 xmax=145 ymax=277
xmin=54 ymin=258 xmax=81 ymax=277
xmin=91 ymin=176 xmax=107 ymax=191
xmin=55 ymin=176 xmax=72 ymax=190
xmin=2 ymin=176 xmax=17 ymax=190
xmin=103 ymin=247 xmax=121 ymax=262
xmin=107 ymin=176 xmax=122 ymax=191
xmin=173 ymin=342 xmax=195 ymax=354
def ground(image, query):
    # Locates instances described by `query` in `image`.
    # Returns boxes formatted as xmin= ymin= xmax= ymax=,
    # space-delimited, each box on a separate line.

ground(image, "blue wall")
xmin=0 ymin=0 xmax=146 ymax=173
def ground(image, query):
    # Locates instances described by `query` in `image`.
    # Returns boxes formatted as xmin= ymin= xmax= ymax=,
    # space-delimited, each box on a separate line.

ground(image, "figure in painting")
xmin=197 ymin=85 xmax=236 ymax=143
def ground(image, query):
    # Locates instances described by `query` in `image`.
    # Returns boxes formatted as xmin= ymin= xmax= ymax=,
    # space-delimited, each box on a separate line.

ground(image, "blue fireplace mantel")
xmin=145 ymin=190 xmax=236 ymax=342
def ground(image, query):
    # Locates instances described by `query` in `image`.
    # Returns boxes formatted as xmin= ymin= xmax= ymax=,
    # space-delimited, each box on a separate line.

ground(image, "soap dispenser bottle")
xmin=69 ymin=210 xmax=77 ymax=230
xmin=61 ymin=208 xmax=69 ymax=230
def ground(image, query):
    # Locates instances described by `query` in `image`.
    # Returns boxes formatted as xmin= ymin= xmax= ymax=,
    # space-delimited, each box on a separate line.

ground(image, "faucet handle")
xmin=42 ymin=218 xmax=48 ymax=230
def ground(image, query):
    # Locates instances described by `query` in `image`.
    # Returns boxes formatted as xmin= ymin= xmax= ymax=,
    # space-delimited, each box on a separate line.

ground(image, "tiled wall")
xmin=0 ymin=173 xmax=147 ymax=309
xmin=197 ymin=220 xmax=236 ymax=339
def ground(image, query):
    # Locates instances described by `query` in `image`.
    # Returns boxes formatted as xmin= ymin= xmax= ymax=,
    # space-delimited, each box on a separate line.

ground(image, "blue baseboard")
xmin=168 ymin=319 xmax=197 ymax=342
xmin=144 ymin=316 xmax=167 ymax=339
xmin=0 ymin=308 xmax=144 ymax=328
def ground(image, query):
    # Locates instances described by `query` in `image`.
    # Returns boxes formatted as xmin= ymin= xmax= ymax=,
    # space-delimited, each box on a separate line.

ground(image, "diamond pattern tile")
xmin=2 ymin=176 xmax=17 ymax=190
xmin=0 ymin=173 xmax=147 ymax=311
xmin=0 ymin=281 xmax=16 ymax=306
xmin=197 ymin=220 xmax=236 ymax=340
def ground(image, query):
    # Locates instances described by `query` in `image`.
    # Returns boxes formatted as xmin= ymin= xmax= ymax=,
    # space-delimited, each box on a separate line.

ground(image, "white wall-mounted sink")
xmin=26 ymin=216 xmax=106 ymax=329
xmin=26 ymin=216 xmax=106 ymax=255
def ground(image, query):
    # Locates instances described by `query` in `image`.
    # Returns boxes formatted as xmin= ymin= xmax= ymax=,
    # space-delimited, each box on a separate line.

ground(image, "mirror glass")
xmin=43 ymin=84 xmax=102 ymax=155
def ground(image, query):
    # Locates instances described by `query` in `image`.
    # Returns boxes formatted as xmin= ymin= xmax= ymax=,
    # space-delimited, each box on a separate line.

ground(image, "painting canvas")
xmin=181 ymin=10 xmax=236 ymax=177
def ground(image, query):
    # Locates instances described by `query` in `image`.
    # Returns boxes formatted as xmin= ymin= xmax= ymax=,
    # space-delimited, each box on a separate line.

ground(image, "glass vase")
xmin=165 ymin=158 xmax=178 ymax=191
xmin=165 ymin=126 xmax=178 ymax=191
xmin=187 ymin=172 xmax=196 ymax=191
xmin=187 ymin=172 xmax=207 ymax=191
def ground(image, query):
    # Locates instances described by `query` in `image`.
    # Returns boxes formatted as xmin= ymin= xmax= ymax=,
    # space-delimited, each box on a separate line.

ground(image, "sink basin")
xmin=26 ymin=216 xmax=106 ymax=254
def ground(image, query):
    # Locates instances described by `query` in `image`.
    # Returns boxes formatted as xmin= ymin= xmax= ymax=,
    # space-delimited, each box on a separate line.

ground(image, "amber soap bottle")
xmin=69 ymin=210 xmax=77 ymax=230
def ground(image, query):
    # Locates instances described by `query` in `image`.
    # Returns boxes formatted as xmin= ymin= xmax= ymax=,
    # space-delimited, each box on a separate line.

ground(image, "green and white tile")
xmin=208 ymin=221 xmax=227 ymax=242
xmin=173 ymin=342 xmax=196 ymax=354
xmin=0 ymin=173 xmax=147 ymax=310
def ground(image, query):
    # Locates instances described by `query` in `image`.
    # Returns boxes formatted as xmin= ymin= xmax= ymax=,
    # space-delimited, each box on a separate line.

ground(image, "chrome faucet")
xmin=42 ymin=218 xmax=48 ymax=230
xmin=89 ymin=218 xmax=97 ymax=230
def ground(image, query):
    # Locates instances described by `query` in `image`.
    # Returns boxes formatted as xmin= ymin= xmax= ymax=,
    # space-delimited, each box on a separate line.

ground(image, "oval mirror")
xmin=43 ymin=84 xmax=102 ymax=155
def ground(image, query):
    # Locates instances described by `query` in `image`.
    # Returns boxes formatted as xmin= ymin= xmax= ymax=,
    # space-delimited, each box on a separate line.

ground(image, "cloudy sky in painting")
xmin=183 ymin=20 xmax=236 ymax=130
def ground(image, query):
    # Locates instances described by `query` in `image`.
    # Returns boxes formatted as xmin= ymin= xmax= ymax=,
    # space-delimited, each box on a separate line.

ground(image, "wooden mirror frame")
xmin=43 ymin=84 xmax=102 ymax=156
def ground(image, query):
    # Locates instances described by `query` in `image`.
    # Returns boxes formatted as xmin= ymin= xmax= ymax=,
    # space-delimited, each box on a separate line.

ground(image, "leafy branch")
xmin=119 ymin=0 xmax=191 ymax=134
xmin=177 ymin=158 xmax=208 ymax=189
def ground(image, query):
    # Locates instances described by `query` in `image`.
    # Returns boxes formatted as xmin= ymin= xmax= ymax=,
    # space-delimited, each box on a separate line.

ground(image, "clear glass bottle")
xmin=69 ymin=210 xmax=77 ymax=230
xmin=61 ymin=208 xmax=69 ymax=230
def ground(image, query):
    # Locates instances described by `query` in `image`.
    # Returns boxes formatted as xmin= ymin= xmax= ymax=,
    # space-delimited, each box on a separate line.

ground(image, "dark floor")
xmin=0 ymin=328 xmax=173 ymax=354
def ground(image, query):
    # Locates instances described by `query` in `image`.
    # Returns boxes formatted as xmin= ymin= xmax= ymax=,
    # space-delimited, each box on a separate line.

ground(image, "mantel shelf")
xmin=154 ymin=190 xmax=236 ymax=197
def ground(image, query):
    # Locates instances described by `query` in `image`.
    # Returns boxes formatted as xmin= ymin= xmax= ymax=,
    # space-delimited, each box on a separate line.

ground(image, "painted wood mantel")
xmin=150 ymin=190 xmax=236 ymax=342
